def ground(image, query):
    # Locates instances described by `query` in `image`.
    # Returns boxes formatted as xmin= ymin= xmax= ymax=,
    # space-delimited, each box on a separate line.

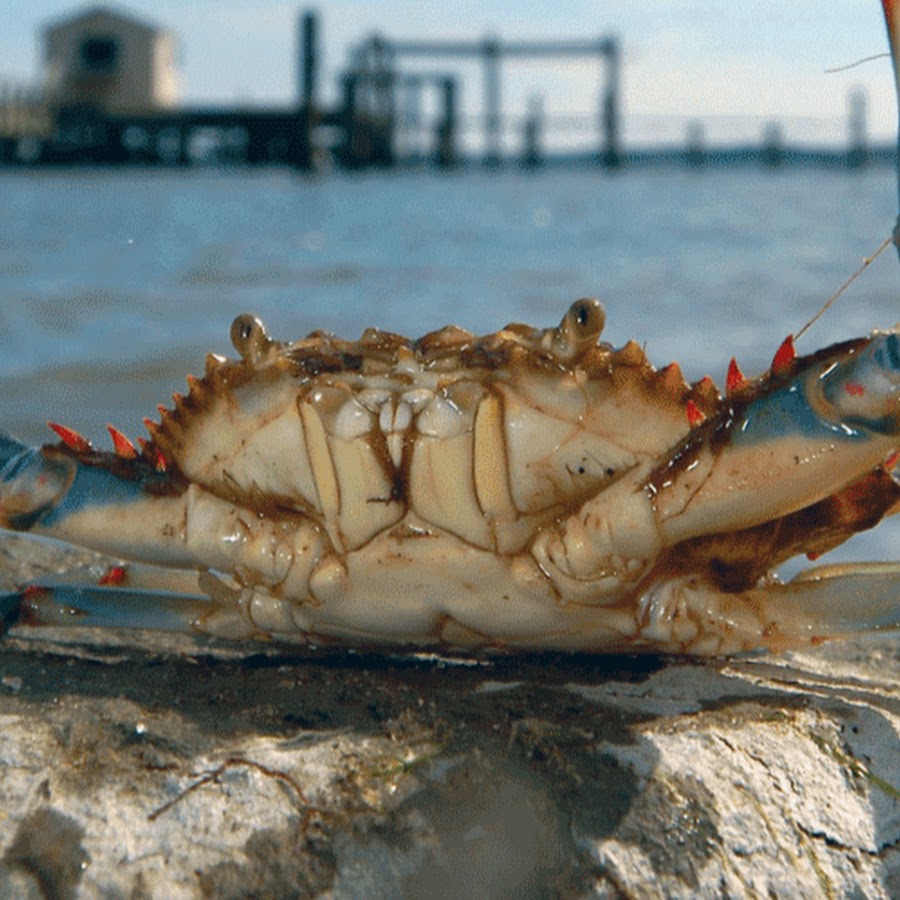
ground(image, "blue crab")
xmin=1 ymin=300 xmax=899 ymax=655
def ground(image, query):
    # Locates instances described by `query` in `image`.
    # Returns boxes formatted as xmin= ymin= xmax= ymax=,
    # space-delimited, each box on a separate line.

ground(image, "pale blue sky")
xmin=2 ymin=1 xmax=897 ymax=147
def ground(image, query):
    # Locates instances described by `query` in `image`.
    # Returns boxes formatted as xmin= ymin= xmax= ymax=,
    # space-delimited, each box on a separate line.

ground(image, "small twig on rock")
xmin=148 ymin=756 xmax=309 ymax=822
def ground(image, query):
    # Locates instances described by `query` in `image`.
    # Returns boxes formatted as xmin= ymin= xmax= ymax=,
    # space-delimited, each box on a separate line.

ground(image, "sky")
xmin=2 ymin=1 xmax=898 ymax=149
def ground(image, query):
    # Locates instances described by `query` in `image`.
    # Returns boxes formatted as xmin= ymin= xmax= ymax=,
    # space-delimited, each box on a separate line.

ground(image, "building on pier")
xmin=43 ymin=5 xmax=179 ymax=114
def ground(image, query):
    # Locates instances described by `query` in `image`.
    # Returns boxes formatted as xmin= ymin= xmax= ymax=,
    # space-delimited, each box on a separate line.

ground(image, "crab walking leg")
xmin=0 ymin=571 xmax=305 ymax=639
xmin=0 ymin=585 xmax=216 ymax=636
xmin=636 ymin=563 xmax=900 ymax=655
xmin=0 ymin=560 xmax=265 ymax=639
xmin=533 ymin=330 xmax=900 ymax=594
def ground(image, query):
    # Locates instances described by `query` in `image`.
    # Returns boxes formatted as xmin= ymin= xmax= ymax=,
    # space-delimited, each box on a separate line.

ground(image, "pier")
xmin=0 ymin=7 xmax=892 ymax=172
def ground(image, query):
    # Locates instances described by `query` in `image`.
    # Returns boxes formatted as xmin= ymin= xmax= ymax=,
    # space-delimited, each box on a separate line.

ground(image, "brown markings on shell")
xmin=414 ymin=324 xmax=474 ymax=356
xmin=147 ymin=303 xmax=743 ymax=503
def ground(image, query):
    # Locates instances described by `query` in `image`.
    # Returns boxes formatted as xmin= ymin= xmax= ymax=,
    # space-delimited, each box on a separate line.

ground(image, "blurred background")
xmin=3 ymin=1 xmax=898 ymax=158
xmin=0 ymin=2 xmax=898 ymax=572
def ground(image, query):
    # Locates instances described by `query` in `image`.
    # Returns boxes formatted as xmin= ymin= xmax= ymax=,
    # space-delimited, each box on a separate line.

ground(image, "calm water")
xmin=1 ymin=166 xmax=898 ymax=570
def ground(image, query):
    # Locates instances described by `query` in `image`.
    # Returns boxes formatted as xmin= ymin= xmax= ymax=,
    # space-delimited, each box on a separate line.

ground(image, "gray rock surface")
xmin=1 ymin=531 xmax=899 ymax=898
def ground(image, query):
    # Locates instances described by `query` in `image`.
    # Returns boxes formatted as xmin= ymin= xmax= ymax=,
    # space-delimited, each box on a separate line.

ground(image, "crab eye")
xmin=230 ymin=313 xmax=270 ymax=361
xmin=575 ymin=303 xmax=589 ymax=326
xmin=568 ymin=298 xmax=605 ymax=339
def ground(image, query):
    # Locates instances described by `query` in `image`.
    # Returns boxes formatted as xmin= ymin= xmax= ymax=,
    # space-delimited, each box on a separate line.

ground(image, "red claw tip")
xmin=137 ymin=438 xmax=168 ymax=472
xmin=48 ymin=422 xmax=92 ymax=453
xmin=726 ymin=358 xmax=746 ymax=395
xmin=99 ymin=565 xmax=127 ymax=586
xmin=771 ymin=334 xmax=795 ymax=375
xmin=107 ymin=425 xmax=138 ymax=459
xmin=686 ymin=399 xmax=706 ymax=428
xmin=136 ymin=437 xmax=166 ymax=471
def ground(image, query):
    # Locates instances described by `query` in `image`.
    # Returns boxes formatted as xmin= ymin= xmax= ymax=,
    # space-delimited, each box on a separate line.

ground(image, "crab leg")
xmin=636 ymin=562 xmax=900 ymax=655
xmin=533 ymin=329 xmax=900 ymax=591
xmin=0 ymin=585 xmax=215 ymax=636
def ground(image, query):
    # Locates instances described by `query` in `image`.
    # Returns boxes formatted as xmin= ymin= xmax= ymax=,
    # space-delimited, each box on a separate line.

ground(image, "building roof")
xmin=43 ymin=5 xmax=167 ymax=38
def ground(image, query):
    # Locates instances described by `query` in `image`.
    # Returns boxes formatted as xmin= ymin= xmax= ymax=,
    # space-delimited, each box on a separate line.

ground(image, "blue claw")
xmin=0 ymin=433 xmax=74 ymax=530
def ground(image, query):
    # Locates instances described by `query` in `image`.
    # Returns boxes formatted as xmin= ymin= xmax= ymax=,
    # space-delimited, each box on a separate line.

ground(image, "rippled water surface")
xmin=1 ymin=165 xmax=898 ymax=568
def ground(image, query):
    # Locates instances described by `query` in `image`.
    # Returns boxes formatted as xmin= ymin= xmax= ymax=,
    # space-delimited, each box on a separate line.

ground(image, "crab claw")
xmin=0 ymin=431 xmax=190 ymax=564
xmin=818 ymin=329 xmax=900 ymax=432
xmin=0 ymin=433 xmax=75 ymax=530
xmin=652 ymin=329 xmax=900 ymax=547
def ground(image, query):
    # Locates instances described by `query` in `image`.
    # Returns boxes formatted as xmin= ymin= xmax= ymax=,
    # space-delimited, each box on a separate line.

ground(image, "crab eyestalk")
xmin=230 ymin=313 xmax=280 ymax=366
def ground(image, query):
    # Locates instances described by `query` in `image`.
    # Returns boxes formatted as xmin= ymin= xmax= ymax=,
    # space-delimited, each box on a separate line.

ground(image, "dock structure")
xmin=0 ymin=6 xmax=622 ymax=170
xmin=339 ymin=32 xmax=621 ymax=168
xmin=0 ymin=7 xmax=890 ymax=171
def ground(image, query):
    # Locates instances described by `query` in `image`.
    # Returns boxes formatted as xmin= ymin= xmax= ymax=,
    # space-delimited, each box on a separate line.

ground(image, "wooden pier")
xmin=0 ymin=10 xmax=620 ymax=171
xmin=0 ymin=9 xmax=890 ymax=172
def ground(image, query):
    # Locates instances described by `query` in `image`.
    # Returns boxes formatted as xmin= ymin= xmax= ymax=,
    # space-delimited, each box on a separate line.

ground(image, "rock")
xmin=0 ymin=532 xmax=899 ymax=897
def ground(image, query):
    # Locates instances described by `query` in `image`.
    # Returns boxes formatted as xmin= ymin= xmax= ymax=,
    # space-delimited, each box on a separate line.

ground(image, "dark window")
xmin=80 ymin=36 xmax=119 ymax=73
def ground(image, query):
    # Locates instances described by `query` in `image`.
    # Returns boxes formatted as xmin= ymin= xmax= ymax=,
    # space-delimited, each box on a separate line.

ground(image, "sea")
xmin=1 ymin=164 xmax=898 ymax=574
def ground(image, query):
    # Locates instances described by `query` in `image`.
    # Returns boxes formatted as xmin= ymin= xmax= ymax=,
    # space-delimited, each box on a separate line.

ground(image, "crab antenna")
xmin=881 ymin=0 xmax=900 ymax=256
xmin=788 ymin=6 xmax=900 ymax=345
